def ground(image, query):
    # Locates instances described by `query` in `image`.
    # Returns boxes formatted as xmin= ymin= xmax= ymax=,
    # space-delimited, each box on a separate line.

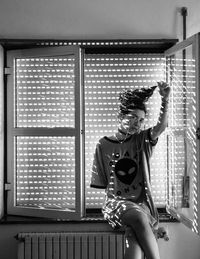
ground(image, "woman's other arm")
xmin=150 ymin=81 xmax=171 ymax=141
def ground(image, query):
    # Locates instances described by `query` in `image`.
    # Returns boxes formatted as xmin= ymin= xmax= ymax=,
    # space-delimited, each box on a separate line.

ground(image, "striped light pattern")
xmin=15 ymin=56 xmax=75 ymax=128
xmin=16 ymin=136 xmax=76 ymax=210
xmin=14 ymin=55 xmax=77 ymax=211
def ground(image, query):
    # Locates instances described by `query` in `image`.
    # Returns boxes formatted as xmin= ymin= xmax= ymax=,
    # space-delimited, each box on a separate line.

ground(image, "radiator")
xmin=17 ymin=232 xmax=125 ymax=259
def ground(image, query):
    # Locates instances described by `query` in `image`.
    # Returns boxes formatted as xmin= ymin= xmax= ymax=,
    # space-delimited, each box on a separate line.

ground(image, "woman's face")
xmin=119 ymin=109 xmax=146 ymax=134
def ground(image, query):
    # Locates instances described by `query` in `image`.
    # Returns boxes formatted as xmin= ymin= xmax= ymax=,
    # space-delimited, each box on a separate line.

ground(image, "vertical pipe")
xmin=181 ymin=7 xmax=188 ymax=40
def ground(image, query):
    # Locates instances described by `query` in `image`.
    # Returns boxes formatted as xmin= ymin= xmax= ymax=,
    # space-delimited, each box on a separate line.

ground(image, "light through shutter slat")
xmin=16 ymin=136 xmax=76 ymax=211
xmin=15 ymin=56 xmax=75 ymax=128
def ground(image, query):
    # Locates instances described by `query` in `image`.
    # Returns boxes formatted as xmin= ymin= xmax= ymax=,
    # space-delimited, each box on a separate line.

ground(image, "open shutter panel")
xmin=7 ymin=46 xmax=84 ymax=220
xmin=164 ymin=33 xmax=200 ymax=235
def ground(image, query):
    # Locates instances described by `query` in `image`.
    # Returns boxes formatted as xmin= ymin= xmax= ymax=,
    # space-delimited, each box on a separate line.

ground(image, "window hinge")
xmin=5 ymin=183 xmax=11 ymax=191
xmin=4 ymin=67 xmax=12 ymax=75
xmin=182 ymin=176 xmax=190 ymax=208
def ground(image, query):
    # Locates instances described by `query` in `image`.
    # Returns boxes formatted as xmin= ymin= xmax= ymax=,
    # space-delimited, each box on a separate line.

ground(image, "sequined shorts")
xmin=102 ymin=198 xmax=157 ymax=230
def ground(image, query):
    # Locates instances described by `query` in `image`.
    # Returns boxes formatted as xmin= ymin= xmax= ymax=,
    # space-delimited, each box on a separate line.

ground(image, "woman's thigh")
xmin=121 ymin=207 xmax=150 ymax=230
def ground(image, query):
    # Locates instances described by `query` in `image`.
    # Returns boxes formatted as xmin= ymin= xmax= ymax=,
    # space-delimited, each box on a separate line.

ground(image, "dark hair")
xmin=118 ymin=86 xmax=157 ymax=117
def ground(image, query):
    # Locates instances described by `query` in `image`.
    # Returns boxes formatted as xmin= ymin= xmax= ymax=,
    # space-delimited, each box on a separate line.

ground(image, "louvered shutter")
xmin=7 ymin=39 xmax=199 ymax=226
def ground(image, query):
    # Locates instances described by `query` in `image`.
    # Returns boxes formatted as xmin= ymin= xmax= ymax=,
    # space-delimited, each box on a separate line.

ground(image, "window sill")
xmin=0 ymin=208 xmax=178 ymax=224
xmin=0 ymin=215 xmax=105 ymax=224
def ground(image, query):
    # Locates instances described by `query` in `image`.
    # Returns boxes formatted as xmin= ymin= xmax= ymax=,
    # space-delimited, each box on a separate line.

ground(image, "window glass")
xmin=15 ymin=56 xmax=75 ymax=128
xmin=16 ymin=136 xmax=76 ymax=211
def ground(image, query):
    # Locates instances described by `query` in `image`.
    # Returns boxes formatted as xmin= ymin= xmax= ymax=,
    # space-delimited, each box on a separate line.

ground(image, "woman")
xmin=90 ymin=81 xmax=170 ymax=259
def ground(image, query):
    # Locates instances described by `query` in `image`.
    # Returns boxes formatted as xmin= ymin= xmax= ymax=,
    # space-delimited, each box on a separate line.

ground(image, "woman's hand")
xmin=157 ymin=81 xmax=171 ymax=101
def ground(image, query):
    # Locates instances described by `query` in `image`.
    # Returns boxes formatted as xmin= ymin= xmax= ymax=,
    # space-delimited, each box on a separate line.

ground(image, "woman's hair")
xmin=118 ymin=86 xmax=157 ymax=117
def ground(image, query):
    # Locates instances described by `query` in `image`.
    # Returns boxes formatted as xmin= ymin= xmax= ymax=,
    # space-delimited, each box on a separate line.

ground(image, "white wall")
xmin=159 ymin=223 xmax=200 ymax=259
xmin=0 ymin=0 xmax=200 ymax=259
xmin=0 ymin=0 xmax=199 ymax=40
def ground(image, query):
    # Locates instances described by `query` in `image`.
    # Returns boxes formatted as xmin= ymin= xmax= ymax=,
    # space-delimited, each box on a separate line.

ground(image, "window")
xmin=6 ymin=46 xmax=84 ymax=219
xmin=2 ymin=36 xmax=200 ymax=235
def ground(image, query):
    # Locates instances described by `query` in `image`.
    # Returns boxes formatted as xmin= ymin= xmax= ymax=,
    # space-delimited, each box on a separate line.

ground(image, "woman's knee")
xmin=122 ymin=210 xmax=149 ymax=230
xmin=125 ymin=226 xmax=136 ymax=239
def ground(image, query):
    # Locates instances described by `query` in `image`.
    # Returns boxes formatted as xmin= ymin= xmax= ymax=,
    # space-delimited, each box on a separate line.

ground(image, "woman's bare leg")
xmin=121 ymin=209 xmax=160 ymax=259
xmin=124 ymin=227 xmax=143 ymax=259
